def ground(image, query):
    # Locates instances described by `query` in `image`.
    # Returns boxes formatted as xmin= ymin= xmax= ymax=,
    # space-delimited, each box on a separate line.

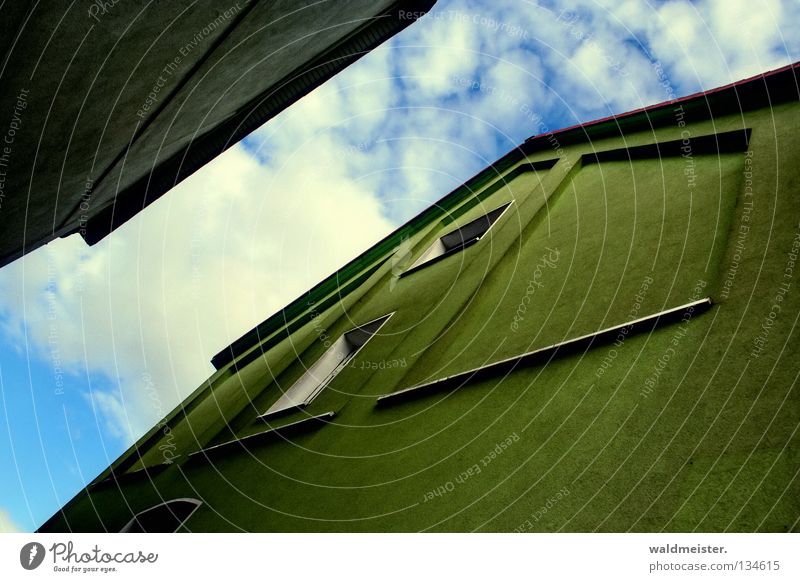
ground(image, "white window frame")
xmin=259 ymin=313 xmax=394 ymax=419
xmin=403 ymin=201 xmax=514 ymax=276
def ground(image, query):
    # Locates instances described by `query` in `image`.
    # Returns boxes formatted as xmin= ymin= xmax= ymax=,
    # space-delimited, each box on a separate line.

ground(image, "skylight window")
xmin=403 ymin=202 xmax=513 ymax=276
xmin=260 ymin=313 xmax=393 ymax=418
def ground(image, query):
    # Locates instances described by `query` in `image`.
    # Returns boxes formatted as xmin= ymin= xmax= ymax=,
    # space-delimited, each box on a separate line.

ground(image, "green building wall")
xmin=40 ymin=65 xmax=800 ymax=533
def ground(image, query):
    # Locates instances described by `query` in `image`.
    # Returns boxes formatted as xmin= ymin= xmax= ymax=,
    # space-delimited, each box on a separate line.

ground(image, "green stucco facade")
xmin=40 ymin=64 xmax=800 ymax=532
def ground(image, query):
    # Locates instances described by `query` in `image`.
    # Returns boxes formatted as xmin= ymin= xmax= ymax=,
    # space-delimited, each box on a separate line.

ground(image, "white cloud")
xmin=0 ymin=508 xmax=21 ymax=532
xmin=567 ymin=0 xmax=796 ymax=92
xmin=0 ymin=142 xmax=394 ymax=442
xmin=83 ymin=390 xmax=135 ymax=443
xmin=394 ymin=11 xmax=482 ymax=99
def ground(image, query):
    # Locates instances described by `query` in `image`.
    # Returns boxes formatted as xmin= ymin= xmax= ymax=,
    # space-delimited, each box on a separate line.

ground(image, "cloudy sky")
xmin=1 ymin=0 xmax=798 ymax=532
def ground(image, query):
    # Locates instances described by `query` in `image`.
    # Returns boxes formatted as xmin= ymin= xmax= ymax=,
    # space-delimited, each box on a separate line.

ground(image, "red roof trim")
xmin=525 ymin=60 xmax=800 ymax=143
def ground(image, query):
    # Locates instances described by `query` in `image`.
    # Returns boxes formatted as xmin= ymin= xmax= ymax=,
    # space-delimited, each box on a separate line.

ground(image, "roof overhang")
xmin=0 ymin=0 xmax=436 ymax=268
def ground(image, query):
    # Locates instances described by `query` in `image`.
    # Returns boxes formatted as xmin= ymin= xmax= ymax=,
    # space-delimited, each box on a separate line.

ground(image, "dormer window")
xmin=403 ymin=202 xmax=512 ymax=276
xmin=260 ymin=314 xmax=393 ymax=418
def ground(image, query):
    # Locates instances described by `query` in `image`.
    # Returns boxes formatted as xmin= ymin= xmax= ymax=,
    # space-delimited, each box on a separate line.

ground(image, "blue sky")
xmin=1 ymin=0 xmax=799 ymax=532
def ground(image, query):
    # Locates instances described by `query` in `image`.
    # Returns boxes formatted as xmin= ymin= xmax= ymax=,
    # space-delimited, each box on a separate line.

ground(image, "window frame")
xmin=258 ymin=312 xmax=394 ymax=420
xmin=120 ymin=498 xmax=202 ymax=533
xmin=401 ymin=201 xmax=514 ymax=277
